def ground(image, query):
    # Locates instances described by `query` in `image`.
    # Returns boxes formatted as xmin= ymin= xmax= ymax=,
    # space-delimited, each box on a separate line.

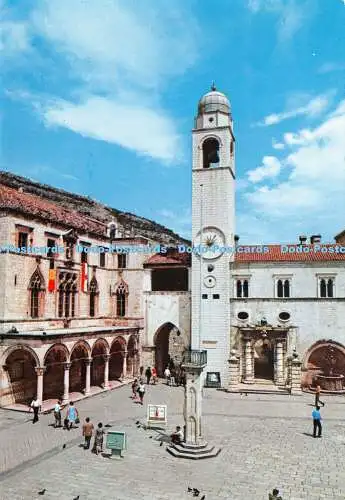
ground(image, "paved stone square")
xmin=0 ymin=384 xmax=345 ymax=500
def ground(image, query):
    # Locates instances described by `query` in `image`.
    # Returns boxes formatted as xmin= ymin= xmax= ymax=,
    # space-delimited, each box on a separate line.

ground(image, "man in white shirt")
xmin=30 ymin=396 xmax=41 ymax=423
xmin=171 ymin=425 xmax=183 ymax=444
xmin=53 ymin=400 xmax=62 ymax=428
xmin=164 ymin=367 xmax=171 ymax=385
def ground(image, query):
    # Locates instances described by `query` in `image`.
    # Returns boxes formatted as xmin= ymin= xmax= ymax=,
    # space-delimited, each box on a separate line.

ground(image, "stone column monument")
xmin=167 ymin=350 xmax=221 ymax=459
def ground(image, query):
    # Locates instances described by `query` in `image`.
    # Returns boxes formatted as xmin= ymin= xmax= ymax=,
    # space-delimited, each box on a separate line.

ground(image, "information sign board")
xmin=147 ymin=404 xmax=167 ymax=428
xmin=205 ymin=371 xmax=221 ymax=388
xmin=106 ymin=431 xmax=126 ymax=451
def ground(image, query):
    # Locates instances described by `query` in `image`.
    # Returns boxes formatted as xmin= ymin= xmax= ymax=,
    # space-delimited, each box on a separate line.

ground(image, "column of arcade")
xmin=35 ymin=355 xmax=113 ymax=404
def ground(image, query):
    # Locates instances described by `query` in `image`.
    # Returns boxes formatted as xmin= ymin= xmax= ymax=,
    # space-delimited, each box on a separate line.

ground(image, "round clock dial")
xmin=194 ymin=226 xmax=225 ymax=259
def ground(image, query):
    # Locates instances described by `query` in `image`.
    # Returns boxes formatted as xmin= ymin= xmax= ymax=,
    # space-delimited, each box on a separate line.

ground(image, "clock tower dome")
xmin=191 ymin=83 xmax=235 ymax=386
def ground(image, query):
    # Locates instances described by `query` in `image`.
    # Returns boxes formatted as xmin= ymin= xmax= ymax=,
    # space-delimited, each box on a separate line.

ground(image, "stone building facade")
xmin=0 ymin=174 xmax=190 ymax=408
xmin=1 ymin=87 xmax=344 ymax=409
xmin=188 ymin=85 xmax=345 ymax=392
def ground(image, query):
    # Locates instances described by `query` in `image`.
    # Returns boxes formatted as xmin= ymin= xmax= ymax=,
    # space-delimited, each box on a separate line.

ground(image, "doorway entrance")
xmin=154 ymin=323 xmax=185 ymax=377
xmin=253 ymin=338 xmax=274 ymax=380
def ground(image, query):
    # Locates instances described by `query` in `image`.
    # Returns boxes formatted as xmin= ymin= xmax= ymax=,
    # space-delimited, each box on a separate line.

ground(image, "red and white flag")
xmin=81 ymin=263 xmax=88 ymax=292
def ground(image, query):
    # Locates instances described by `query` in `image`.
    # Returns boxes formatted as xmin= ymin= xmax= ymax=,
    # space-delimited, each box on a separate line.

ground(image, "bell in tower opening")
xmin=203 ymin=138 xmax=220 ymax=168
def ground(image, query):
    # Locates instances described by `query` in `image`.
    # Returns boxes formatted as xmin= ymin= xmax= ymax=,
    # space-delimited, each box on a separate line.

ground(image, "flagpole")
xmin=199 ymin=183 xmax=203 ymax=352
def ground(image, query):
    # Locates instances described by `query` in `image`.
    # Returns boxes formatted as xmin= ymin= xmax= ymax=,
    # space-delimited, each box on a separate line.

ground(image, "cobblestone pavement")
xmin=1 ymin=384 xmax=345 ymax=500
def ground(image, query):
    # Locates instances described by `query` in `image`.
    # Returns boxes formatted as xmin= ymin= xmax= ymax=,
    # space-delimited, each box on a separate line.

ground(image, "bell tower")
xmin=191 ymin=83 xmax=235 ymax=386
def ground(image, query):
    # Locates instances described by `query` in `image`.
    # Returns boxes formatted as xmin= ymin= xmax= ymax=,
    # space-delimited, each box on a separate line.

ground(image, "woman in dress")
xmin=92 ymin=422 xmax=105 ymax=455
xmin=65 ymin=401 xmax=78 ymax=430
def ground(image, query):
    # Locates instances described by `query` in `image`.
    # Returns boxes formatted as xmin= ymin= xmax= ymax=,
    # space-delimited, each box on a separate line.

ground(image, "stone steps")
xmin=167 ymin=441 xmax=221 ymax=460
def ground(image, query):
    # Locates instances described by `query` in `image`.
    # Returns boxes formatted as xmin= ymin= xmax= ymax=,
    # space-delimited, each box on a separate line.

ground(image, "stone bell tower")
xmin=191 ymin=83 xmax=235 ymax=386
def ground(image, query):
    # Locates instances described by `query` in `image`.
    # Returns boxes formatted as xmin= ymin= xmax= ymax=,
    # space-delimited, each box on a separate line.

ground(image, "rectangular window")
xmin=213 ymin=294 xmax=220 ymax=299
xmin=202 ymin=294 xmax=208 ymax=299
xmin=100 ymin=252 xmax=106 ymax=268
xmin=47 ymin=238 xmax=56 ymax=258
xmin=18 ymin=232 xmax=28 ymax=249
xmin=118 ymin=254 xmax=127 ymax=269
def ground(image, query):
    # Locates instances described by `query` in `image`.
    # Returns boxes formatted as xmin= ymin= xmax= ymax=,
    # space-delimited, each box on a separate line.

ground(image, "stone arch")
xmin=199 ymin=134 xmax=224 ymax=148
xmin=303 ymin=339 xmax=345 ymax=390
xmin=202 ymin=137 xmax=220 ymax=168
xmin=109 ymin=336 xmax=126 ymax=381
xmin=127 ymin=334 xmax=139 ymax=378
xmin=91 ymin=338 xmax=110 ymax=387
xmin=3 ymin=346 xmax=39 ymax=404
xmin=70 ymin=341 xmax=91 ymax=394
xmin=43 ymin=344 xmax=69 ymax=400
xmin=154 ymin=322 xmax=187 ymax=377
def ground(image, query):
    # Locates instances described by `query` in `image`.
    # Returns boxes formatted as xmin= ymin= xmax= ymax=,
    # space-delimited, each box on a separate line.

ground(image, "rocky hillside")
xmin=0 ymin=171 xmax=191 ymax=245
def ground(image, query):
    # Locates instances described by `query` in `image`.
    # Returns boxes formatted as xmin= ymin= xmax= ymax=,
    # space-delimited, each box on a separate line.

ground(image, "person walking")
xmin=314 ymin=385 xmax=325 ymax=407
xmin=30 ymin=396 xmax=41 ymax=424
xmin=82 ymin=417 xmax=94 ymax=450
xmin=312 ymin=405 xmax=322 ymax=438
xmin=145 ymin=366 xmax=152 ymax=385
xmin=92 ymin=422 xmax=105 ymax=455
xmin=138 ymin=382 xmax=146 ymax=405
xmin=53 ymin=400 xmax=62 ymax=428
xmin=65 ymin=401 xmax=79 ymax=430
xmin=164 ymin=366 xmax=171 ymax=385
xmin=151 ymin=366 xmax=157 ymax=385
xmin=131 ymin=378 xmax=138 ymax=399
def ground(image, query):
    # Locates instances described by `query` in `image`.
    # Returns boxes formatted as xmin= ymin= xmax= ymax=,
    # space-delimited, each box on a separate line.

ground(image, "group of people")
xmin=131 ymin=379 xmax=146 ymax=404
xmin=82 ymin=418 xmax=106 ymax=454
xmin=163 ymin=365 xmax=186 ymax=387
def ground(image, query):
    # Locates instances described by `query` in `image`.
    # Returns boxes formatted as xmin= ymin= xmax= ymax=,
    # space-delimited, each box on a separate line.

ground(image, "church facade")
xmin=0 ymin=87 xmax=344 ymax=410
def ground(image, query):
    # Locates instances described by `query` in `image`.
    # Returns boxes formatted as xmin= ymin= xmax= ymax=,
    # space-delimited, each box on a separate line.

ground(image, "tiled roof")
xmin=144 ymin=249 xmax=191 ymax=267
xmin=235 ymin=244 xmax=345 ymax=262
xmin=0 ymin=185 xmax=106 ymax=237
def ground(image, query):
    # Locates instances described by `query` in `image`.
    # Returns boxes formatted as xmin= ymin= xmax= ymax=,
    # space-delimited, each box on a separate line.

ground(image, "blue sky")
xmin=2 ymin=0 xmax=345 ymax=243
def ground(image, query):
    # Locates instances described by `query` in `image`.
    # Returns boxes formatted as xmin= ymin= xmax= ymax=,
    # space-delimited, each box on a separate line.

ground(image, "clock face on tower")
xmin=194 ymin=226 xmax=225 ymax=259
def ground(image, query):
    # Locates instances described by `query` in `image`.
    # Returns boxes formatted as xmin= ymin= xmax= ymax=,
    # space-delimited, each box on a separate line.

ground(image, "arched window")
xmin=277 ymin=279 xmax=283 ymax=298
xmin=28 ymin=269 xmax=45 ymax=318
xmin=243 ymin=280 xmax=249 ymax=298
xmin=327 ymin=279 xmax=333 ymax=298
xmin=235 ymin=279 xmax=249 ymax=298
xmin=115 ymin=280 xmax=128 ymax=317
xmin=283 ymin=279 xmax=290 ymax=298
xmin=319 ymin=277 xmax=334 ymax=298
xmin=276 ymin=278 xmax=291 ymax=298
xmin=320 ymin=279 xmax=326 ymax=298
xmin=202 ymin=138 xmax=220 ymax=168
xmin=89 ymin=277 xmax=98 ymax=317
xmin=58 ymin=273 xmax=78 ymax=318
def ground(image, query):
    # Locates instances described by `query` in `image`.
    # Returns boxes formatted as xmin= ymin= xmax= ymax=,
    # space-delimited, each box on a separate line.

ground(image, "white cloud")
xmin=272 ymin=139 xmax=285 ymax=150
xmin=247 ymin=0 xmax=307 ymax=42
xmin=240 ymin=98 xmax=345 ymax=242
xmin=247 ymin=156 xmax=281 ymax=183
xmin=31 ymin=0 xmax=199 ymax=92
xmin=0 ymin=21 xmax=30 ymax=54
xmin=255 ymin=93 xmax=332 ymax=127
xmin=42 ymin=97 xmax=182 ymax=163
xmin=318 ymin=62 xmax=345 ymax=74
xmin=5 ymin=0 xmax=199 ymax=163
